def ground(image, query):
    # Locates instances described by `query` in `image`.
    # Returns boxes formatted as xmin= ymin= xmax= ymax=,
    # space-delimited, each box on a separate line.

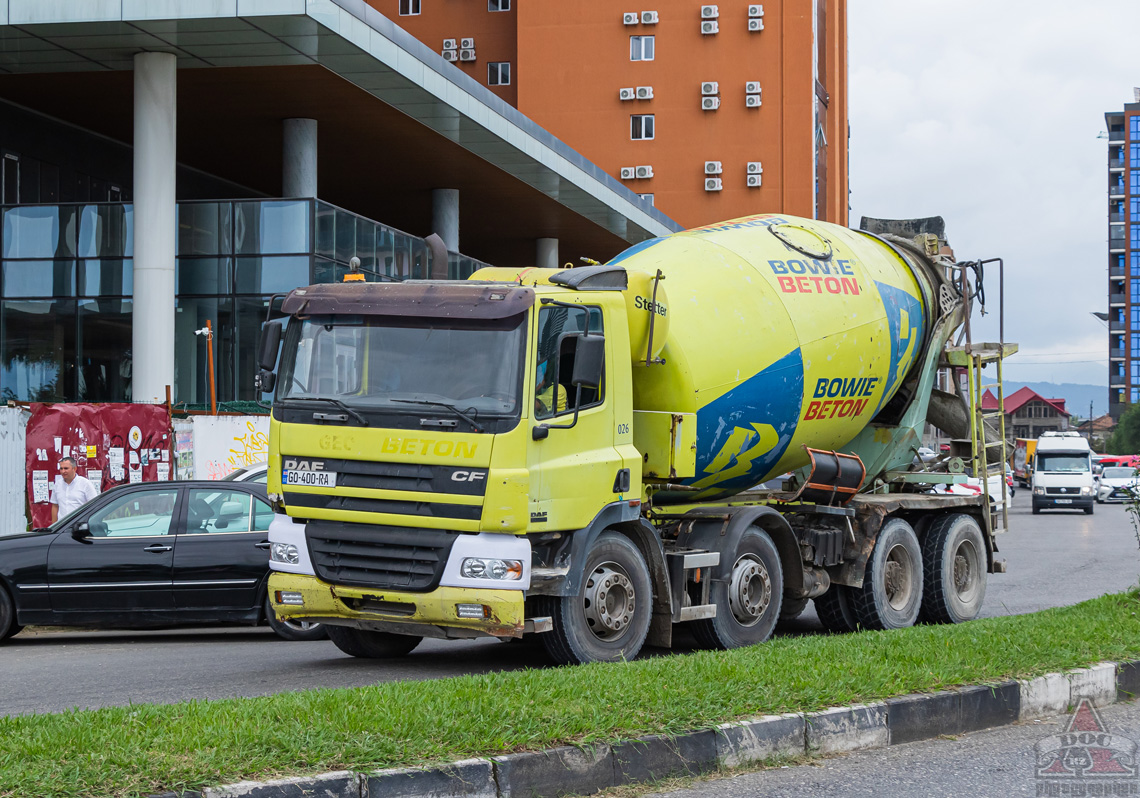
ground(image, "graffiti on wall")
xmin=193 ymin=417 xmax=270 ymax=480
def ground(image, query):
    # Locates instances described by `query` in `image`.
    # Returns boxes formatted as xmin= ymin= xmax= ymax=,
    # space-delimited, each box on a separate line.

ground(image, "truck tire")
xmin=326 ymin=626 xmax=422 ymax=658
xmin=852 ymin=518 xmax=923 ymax=630
xmin=264 ymin=596 xmax=328 ymax=642
xmin=814 ymin=585 xmax=858 ymax=633
xmin=778 ymin=596 xmax=809 ymax=625
xmin=691 ymin=527 xmax=783 ymax=650
xmin=920 ymin=514 xmax=986 ymax=624
xmin=538 ymin=531 xmax=652 ymax=665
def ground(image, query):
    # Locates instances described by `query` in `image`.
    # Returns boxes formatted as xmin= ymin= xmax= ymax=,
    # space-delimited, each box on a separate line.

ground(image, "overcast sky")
xmin=847 ymin=1 xmax=1140 ymax=388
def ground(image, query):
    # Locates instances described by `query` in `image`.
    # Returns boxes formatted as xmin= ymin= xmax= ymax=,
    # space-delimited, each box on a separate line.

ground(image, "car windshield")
xmin=1036 ymin=453 xmax=1089 ymax=473
xmin=1102 ymin=467 xmax=1135 ymax=479
xmin=277 ymin=313 xmax=526 ymax=416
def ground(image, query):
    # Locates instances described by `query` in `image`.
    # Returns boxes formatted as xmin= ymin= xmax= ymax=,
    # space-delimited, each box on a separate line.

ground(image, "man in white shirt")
xmin=50 ymin=457 xmax=99 ymax=523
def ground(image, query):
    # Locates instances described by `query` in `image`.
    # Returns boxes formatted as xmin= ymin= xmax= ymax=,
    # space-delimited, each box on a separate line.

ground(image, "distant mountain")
xmin=1002 ymin=382 xmax=1108 ymax=420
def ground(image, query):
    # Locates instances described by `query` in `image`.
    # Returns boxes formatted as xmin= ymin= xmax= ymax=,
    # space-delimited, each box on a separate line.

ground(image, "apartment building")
xmin=1106 ymin=91 xmax=1140 ymax=419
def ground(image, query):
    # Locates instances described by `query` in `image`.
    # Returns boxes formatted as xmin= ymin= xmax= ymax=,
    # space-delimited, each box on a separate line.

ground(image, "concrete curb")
xmin=159 ymin=658 xmax=1140 ymax=798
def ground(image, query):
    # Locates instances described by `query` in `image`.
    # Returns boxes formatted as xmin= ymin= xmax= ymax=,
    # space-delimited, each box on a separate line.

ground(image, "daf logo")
xmin=451 ymin=471 xmax=486 ymax=483
xmin=284 ymin=459 xmax=325 ymax=471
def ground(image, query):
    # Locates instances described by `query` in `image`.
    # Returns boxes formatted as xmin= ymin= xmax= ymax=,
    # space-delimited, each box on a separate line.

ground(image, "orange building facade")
xmin=368 ymin=0 xmax=847 ymax=229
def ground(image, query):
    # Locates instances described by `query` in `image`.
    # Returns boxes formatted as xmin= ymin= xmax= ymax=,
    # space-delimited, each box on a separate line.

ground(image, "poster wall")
xmin=25 ymin=403 xmax=172 ymax=528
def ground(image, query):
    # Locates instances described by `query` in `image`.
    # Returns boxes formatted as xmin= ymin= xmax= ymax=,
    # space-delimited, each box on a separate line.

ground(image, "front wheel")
xmin=852 ymin=517 xmax=923 ymax=630
xmin=691 ymin=527 xmax=783 ymax=650
xmin=1084 ymin=504 xmax=1095 ymax=515
xmin=265 ymin=596 xmax=328 ymax=642
xmin=920 ymin=514 xmax=987 ymax=624
xmin=326 ymin=626 xmax=422 ymax=658
xmin=0 ymin=588 xmax=14 ymax=642
xmin=538 ymin=531 xmax=652 ymax=665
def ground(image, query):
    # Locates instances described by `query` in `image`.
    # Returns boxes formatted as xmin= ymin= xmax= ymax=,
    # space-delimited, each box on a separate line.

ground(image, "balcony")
xmin=1110 ymin=184 xmax=1127 ymax=197
xmin=1110 ymin=157 xmax=1126 ymax=169
xmin=1111 ymin=347 xmax=1126 ymax=359
xmin=1110 ymin=319 xmax=1127 ymax=332
xmin=1111 ymin=264 xmax=1126 ymax=278
xmin=1110 ymin=212 xmax=1126 ymax=223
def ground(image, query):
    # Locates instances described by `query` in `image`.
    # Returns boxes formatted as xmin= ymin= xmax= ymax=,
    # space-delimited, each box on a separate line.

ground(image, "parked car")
xmin=1096 ymin=466 xmax=1140 ymax=504
xmin=0 ymin=480 xmax=325 ymax=643
xmin=931 ymin=465 xmax=1012 ymax=503
xmin=221 ymin=462 xmax=268 ymax=483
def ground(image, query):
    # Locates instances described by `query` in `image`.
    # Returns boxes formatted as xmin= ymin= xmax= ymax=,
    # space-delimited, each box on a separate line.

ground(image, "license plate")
xmin=1055 ymin=498 xmax=1072 ymax=504
xmin=283 ymin=469 xmax=337 ymax=488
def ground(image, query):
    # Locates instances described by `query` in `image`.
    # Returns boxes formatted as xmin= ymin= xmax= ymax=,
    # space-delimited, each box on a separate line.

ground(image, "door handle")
xmin=255 ymin=541 xmax=271 ymax=549
xmin=143 ymin=544 xmax=173 ymax=553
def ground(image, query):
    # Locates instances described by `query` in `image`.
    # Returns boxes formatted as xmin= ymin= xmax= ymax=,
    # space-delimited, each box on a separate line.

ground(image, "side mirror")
xmin=571 ymin=334 xmax=605 ymax=389
xmin=71 ymin=522 xmax=90 ymax=540
xmin=258 ymin=321 xmax=283 ymax=371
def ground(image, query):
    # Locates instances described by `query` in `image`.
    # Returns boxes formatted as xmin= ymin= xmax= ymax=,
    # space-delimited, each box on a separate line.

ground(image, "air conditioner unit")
xmin=459 ymin=48 xmax=476 ymax=61
xmin=460 ymin=37 xmax=475 ymax=49
xmin=748 ymin=4 xmax=764 ymax=17
xmin=701 ymin=81 xmax=719 ymax=95
xmin=704 ymin=160 xmax=722 ymax=175
xmin=636 ymin=85 xmax=654 ymax=99
xmin=701 ymin=20 xmax=719 ymax=34
xmin=748 ymin=18 xmax=764 ymax=31
xmin=701 ymin=96 xmax=721 ymax=110
xmin=635 ymin=165 xmax=654 ymax=179
xmin=745 ymin=81 xmax=761 ymax=95
xmin=442 ymin=38 xmax=457 ymax=50
xmin=746 ymin=174 xmax=762 ymax=188
xmin=619 ymin=87 xmax=636 ymax=101
xmin=641 ymin=10 xmax=659 ymax=24
xmin=442 ymin=50 xmax=458 ymax=62
xmin=700 ymin=4 xmax=719 ymax=18
xmin=705 ymin=177 xmax=723 ymax=192
xmin=747 ymin=162 xmax=763 ymax=174
xmin=623 ymin=11 xmax=639 ymax=24
xmin=621 ymin=166 xmax=636 ymax=180
xmin=745 ymin=94 xmax=762 ymax=108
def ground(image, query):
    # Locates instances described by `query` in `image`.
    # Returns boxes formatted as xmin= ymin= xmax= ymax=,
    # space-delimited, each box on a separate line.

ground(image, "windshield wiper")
xmin=281 ymin=397 xmax=369 ymax=427
xmin=391 ymin=399 xmax=483 ymax=433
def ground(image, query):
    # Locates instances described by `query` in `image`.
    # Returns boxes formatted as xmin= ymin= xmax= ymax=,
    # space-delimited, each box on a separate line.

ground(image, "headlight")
xmin=271 ymin=542 xmax=300 ymax=565
xmin=1034 ymin=487 xmax=1045 ymax=495
xmin=1080 ymin=486 xmax=1092 ymax=496
xmin=460 ymin=557 xmax=523 ymax=581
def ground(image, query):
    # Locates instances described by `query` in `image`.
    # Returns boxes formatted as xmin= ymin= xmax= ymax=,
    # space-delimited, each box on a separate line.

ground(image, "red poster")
xmin=25 ymin=403 xmax=172 ymax=528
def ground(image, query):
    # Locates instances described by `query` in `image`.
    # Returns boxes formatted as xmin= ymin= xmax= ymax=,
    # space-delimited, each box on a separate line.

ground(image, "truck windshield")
xmin=1036 ymin=453 xmax=1089 ymax=473
xmin=277 ymin=314 xmax=526 ymax=416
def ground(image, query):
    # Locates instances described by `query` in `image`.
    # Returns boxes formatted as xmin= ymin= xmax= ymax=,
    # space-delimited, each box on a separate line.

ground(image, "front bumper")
xmin=268 ymin=572 xmax=526 ymax=639
xmin=1032 ymin=495 xmax=1094 ymax=510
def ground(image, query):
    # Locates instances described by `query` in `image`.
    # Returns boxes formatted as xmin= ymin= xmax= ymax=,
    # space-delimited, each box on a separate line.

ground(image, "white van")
xmin=1031 ymin=431 xmax=1094 ymax=515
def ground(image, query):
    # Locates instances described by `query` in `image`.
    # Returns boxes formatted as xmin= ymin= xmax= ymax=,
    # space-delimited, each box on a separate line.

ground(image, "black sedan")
xmin=0 ymin=480 xmax=324 ymax=643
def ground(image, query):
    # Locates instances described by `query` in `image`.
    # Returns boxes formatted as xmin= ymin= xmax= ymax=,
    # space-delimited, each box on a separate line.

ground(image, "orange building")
xmin=370 ymin=0 xmax=848 ymax=229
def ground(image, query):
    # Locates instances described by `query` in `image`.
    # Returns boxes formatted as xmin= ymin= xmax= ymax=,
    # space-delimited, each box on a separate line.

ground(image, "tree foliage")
xmin=1106 ymin=403 xmax=1140 ymax=454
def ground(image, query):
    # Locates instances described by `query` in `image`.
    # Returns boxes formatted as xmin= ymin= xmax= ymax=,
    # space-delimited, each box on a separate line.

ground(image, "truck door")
xmin=528 ymin=304 xmax=623 ymax=530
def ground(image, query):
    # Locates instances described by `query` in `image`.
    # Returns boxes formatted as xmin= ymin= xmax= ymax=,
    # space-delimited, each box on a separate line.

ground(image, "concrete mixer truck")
xmin=259 ymin=213 xmax=1014 ymax=665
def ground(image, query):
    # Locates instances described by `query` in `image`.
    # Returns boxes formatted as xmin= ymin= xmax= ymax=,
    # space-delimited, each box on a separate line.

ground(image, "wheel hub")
xmin=952 ymin=539 xmax=980 ymax=600
xmin=883 ymin=544 xmax=914 ymax=611
xmin=728 ymin=554 xmax=771 ymax=626
xmin=583 ymin=563 xmax=635 ymax=640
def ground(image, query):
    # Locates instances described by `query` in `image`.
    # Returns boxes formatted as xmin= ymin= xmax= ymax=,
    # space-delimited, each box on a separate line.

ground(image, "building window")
xmin=399 ymin=0 xmax=420 ymax=15
xmin=487 ymin=62 xmax=510 ymax=86
xmin=630 ymin=35 xmax=655 ymax=61
xmin=1132 ymin=171 xmax=1140 ymax=192
xmin=1132 ymin=252 xmax=1140 ymax=276
xmin=1134 ymin=226 xmax=1140 ymax=246
xmin=631 ymin=114 xmax=655 ymax=140
xmin=1133 ymin=144 xmax=1140 ymax=169
xmin=1132 ymin=280 xmax=1140 ymax=303
xmin=488 ymin=0 xmax=510 ymax=9
xmin=1132 ymin=116 xmax=1140 ymax=140
xmin=1132 ymin=333 xmax=1140 ymax=357
xmin=1132 ymin=198 xmax=1140 ymax=223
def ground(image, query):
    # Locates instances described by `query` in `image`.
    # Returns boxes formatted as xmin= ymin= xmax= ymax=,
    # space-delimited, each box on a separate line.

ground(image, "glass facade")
xmin=0 ymin=199 xmax=491 ymax=405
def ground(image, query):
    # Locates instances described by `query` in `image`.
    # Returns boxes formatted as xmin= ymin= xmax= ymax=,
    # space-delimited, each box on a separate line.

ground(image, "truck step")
xmin=524 ymin=617 xmax=553 ymax=634
xmin=678 ymin=604 xmax=717 ymax=622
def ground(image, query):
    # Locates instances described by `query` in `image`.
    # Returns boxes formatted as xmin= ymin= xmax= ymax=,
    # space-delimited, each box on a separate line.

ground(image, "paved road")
xmin=1 ymin=494 xmax=1137 ymax=716
xmin=651 ymin=697 xmax=1140 ymax=798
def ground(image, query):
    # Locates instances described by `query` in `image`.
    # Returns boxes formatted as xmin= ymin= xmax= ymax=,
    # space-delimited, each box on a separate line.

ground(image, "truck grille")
xmin=1044 ymin=487 xmax=1080 ymax=496
xmin=306 ymin=520 xmax=461 ymax=592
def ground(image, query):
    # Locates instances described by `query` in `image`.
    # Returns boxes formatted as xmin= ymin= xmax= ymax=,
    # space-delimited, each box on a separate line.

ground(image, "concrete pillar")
xmin=282 ymin=118 xmax=318 ymax=197
xmin=132 ymin=52 xmax=177 ymax=404
xmin=431 ymin=188 xmax=460 ymax=253
xmin=536 ymin=237 xmax=559 ymax=269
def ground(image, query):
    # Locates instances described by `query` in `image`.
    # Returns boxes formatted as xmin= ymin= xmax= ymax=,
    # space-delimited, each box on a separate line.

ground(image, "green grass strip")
xmin=2 ymin=591 xmax=1139 ymax=798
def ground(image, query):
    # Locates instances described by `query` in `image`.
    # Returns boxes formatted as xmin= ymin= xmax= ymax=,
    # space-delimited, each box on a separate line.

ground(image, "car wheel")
xmin=264 ymin=596 xmax=327 ymax=642
xmin=1084 ymin=505 xmax=1094 ymax=515
xmin=326 ymin=626 xmax=422 ymax=658
xmin=0 ymin=587 xmax=15 ymax=642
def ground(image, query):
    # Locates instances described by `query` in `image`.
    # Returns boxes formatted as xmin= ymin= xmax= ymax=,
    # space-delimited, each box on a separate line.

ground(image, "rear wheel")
xmin=264 ymin=596 xmax=328 ymax=642
xmin=0 ymin=588 xmax=14 ymax=642
xmin=326 ymin=626 xmax=422 ymax=658
xmin=778 ymin=596 xmax=809 ymax=626
xmin=852 ymin=518 xmax=923 ymax=630
xmin=814 ymin=584 xmax=859 ymax=633
xmin=538 ymin=532 xmax=652 ymax=665
xmin=691 ymin=528 xmax=783 ymax=650
xmin=920 ymin=514 xmax=987 ymax=624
